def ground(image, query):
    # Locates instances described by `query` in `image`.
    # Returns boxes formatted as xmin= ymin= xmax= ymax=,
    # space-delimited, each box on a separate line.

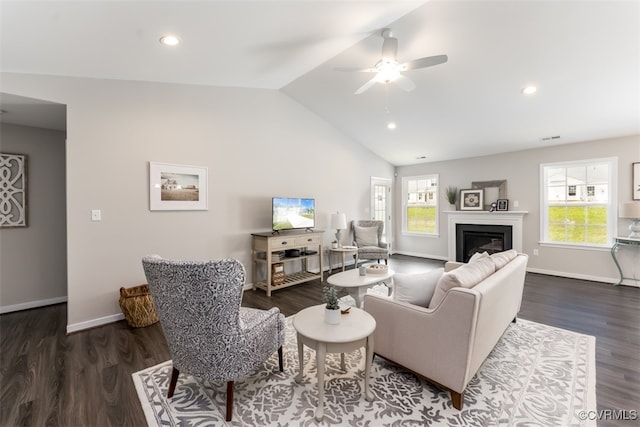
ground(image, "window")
xmin=402 ymin=174 xmax=438 ymax=235
xmin=540 ymin=158 xmax=617 ymax=247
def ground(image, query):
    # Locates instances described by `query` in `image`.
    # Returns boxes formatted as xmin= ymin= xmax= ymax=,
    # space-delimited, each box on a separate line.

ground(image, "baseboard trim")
xmin=392 ymin=251 xmax=449 ymax=261
xmin=525 ymin=267 xmax=638 ymax=287
xmin=66 ymin=313 xmax=125 ymax=334
xmin=0 ymin=296 xmax=68 ymax=314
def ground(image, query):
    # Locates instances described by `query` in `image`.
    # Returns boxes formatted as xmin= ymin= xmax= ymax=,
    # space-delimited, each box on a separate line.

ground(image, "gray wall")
xmin=1 ymin=72 xmax=395 ymax=331
xmin=394 ymin=135 xmax=640 ymax=284
xmin=0 ymin=123 xmax=67 ymax=311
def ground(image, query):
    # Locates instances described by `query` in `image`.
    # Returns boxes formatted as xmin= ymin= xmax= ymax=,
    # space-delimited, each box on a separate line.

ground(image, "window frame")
xmin=402 ymin=174 xmax=440 ymax=237
xmin=539 ymin=157 xmax=617 ymax=249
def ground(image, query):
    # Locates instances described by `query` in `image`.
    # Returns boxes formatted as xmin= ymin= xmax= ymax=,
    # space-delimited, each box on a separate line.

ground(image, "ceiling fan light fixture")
xmin=374 ymin=59 xmax=400 ymax=83
xmin=159 ymin=35 xmax=181 ymax=46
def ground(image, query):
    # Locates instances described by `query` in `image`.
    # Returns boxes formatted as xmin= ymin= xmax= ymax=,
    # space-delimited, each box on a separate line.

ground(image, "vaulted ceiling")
xmin=1 ymin=1 xmax=638 ymax=165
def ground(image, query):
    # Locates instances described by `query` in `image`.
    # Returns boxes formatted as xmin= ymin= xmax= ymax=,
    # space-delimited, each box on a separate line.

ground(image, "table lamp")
xmin=330 ymin=212 xmax=347 ymax=246
xmin=619 ymin=202 xmax=640 ymax=238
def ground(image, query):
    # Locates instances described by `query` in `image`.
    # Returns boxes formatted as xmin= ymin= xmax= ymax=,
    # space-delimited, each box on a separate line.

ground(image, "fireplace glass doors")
xmin=456 ymin=224 xmax=513 ymax=262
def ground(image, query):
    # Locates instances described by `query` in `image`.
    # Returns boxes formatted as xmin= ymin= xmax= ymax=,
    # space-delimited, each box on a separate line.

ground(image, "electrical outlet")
xmin=91 ymin=209 xmax=101 ymax=221
xmin=533 ymin=249 xmax=539 ymax=256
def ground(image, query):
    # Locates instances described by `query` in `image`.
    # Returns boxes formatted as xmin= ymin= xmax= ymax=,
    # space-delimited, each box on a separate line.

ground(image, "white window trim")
xmin=539 ymin=157 xmax=617 ymax=248
xmin=402 ymin=174 xmax=439 ymax=236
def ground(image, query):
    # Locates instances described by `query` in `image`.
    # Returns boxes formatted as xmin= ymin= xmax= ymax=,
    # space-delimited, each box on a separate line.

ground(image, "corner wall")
xmin=0 ymin=123 xmax=68 ymax=311
xmin=1 ymin=73 xmax=394 ymax=331
xmin=394 ymin=135 xmax=640 ymax=285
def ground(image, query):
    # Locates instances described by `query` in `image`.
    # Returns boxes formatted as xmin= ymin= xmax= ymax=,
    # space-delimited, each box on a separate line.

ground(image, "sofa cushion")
xmin=469 ymin=251 xmax=489 ymax=262
xmin=490 ymin=249 xmax=518 ymax=269
xmin=392 ymin=268 xmax=444 ymax=307
xmin=428 ymin=257 xmax=496 ymax=308
xmin=354 ymin=225 xmax=379 ymax=247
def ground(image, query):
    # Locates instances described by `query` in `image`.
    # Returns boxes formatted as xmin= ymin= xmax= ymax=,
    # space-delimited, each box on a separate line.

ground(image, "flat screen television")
xmin=272 ymin=197 xmax=315 ymax=231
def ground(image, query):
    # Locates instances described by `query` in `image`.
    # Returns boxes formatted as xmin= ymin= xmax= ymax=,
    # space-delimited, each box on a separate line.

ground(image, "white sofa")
xmin=363 ymin=250 xmax=528 ymax=409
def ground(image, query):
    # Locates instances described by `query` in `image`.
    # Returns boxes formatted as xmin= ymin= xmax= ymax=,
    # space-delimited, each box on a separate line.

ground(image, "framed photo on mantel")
xmin=460 ymin=189 xmax=483 ymax=210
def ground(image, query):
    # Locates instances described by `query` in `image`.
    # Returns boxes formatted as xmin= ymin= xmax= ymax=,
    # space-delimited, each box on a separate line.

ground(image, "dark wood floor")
xmin=1 ymin=254 xmax=638 ymax=427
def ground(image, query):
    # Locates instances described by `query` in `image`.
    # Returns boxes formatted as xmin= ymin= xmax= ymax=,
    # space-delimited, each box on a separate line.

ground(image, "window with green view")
xmin=403 ymin=174 xmax=438 ymax=235
xmin=541 ymin=158 xmax=616 ymax=246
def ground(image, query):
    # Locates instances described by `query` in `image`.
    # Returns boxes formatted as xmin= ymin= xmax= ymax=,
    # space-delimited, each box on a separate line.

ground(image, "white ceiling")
xmin=1 ymin=1 xmax=638 ymax=165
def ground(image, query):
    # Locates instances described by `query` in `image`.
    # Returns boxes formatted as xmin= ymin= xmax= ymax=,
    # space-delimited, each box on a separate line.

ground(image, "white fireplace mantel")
xmin=445 ymin=211 xmax=528 ymax=261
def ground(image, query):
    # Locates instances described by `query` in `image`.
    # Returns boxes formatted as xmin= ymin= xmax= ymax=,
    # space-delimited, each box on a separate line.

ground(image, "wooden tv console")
xmin=251 ymin=230 xmax=324 ymax=296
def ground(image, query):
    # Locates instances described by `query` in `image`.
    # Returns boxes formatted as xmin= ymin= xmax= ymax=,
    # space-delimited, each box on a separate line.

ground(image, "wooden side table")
xmin=292 ymin=304 xmax=376 ymax=421
xmin=328 ymin=246 xmax=357 ymax=273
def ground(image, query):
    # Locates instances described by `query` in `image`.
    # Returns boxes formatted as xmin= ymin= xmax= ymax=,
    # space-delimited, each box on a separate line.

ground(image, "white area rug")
xmin=133 ymin=317 xmax=596 ymax=426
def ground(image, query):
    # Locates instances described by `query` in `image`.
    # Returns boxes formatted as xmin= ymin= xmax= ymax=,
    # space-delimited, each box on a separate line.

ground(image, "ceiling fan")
xmin=336 ymin=29 xmax=448 ymax=95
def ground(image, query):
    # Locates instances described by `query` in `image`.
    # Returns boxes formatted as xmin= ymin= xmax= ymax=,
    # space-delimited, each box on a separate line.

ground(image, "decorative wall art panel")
xmin=0 ymin=153 xmax=27 ymax=228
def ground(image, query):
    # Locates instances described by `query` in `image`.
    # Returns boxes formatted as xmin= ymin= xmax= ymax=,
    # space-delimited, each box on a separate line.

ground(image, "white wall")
xmin=394 ymin=135 xmax=640 ymax=285
xmin=1 ymin=72 xmax=394 ymax=332
xmin=0 ymin=123 xmax=68 ymax=311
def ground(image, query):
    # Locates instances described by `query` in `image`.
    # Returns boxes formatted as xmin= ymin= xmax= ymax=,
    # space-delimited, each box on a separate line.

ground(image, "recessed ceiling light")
xmin=159 ymin=35 xmax=180 ymax=46
xmin=521 ymin=85 xmax=537 ymax=95
xmin=387 ymin=122 xmax=397 ymax=130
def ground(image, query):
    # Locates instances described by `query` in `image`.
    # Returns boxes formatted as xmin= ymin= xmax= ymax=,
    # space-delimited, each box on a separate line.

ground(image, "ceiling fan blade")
xmin=334 ymin=66 xmax=377 ymax=73
xmin=393 ymin=74 xmax=416 ymax=92
xmin=381 ymin=36 xmax=398 ymax=60
xmin=355 ymin=78 xmax=377 ymax=95
xmin=401 ymin=54 xmax=448 ymax=70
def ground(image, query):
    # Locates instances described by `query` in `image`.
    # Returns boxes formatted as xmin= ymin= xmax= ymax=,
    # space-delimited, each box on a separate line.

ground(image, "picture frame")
xmin=472 ymin=179 xmax=508 ymax=211
xmin=149 ymin=162 xmax=208 ymax=211
xmin=496 ymin=199 xmax=509 ymax=211
xmin=0 ymin=153 xmax=28 ymax=228
xmin=460 ymin=189 xmax=484 ymax=210
xmin=634 ymin=162 xmax=640 ymax=200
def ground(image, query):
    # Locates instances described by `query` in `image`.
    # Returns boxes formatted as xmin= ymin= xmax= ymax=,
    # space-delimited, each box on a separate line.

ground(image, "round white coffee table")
xmin=327 ymin=267 xmax=395 ymax=307
xmin=293 ymin=304 xmax=376 ymax=421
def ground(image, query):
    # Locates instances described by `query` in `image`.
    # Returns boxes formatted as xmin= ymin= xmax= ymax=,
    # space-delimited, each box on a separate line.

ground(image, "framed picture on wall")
xmin=634 ymin=162 xmax=640 ymax=200
xmin=460 ymin=189 xmax=483 ymax=210
xmin=149 ymin=162 xmax=208 ymax=211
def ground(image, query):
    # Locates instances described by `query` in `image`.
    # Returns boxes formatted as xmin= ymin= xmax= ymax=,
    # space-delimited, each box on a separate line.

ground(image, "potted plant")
xmin=445 ymin=185 xmax=458 ymax=210
xmin=323 ymin=285 xmax=340 ymax=324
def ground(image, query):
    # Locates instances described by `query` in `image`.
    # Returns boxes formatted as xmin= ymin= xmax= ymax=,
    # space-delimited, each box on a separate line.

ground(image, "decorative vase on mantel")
xmin=445 ymin=185 xmax=458 ymax=211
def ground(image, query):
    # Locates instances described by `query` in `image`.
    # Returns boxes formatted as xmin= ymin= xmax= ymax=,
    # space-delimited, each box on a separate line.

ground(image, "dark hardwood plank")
xmin=0 ymin=254 xmax=638 ymax=426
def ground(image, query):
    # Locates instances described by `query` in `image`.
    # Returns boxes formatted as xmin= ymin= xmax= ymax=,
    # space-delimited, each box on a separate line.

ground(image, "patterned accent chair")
xmin=352 ymin=220 xmax=389 ymax=267
xmin=141 ymin=255 xmax=285 ymax=422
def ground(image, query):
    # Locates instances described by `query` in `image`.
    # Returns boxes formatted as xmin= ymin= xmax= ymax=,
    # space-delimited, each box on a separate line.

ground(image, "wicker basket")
xmin=119 ymin=284 xmax=159 ymax=328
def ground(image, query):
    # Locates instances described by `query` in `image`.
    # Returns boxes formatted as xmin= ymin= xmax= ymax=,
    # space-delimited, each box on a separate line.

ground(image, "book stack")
xmin=271 ymin=251 xmax=285 ymax=262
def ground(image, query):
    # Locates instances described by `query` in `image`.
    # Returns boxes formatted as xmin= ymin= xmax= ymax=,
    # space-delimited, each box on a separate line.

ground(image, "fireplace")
xmin=446 ymin=211 xmax=527 ymax=262
xmin=456 ymin=224 xmax=513 ymax=262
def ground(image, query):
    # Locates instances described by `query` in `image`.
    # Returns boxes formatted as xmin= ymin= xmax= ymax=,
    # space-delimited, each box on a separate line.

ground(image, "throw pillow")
xmin=428 ymin=257 xmax=496 ymax=309
xmin=392 ymin=268 xmax=444 ymax=307
xmin=354 ymin=225 xmax=379 ymax=247
xmin=490 ymin=249 xmax=518 ymax=269
xmin=469 ymin=251 xmax=489 ymax=262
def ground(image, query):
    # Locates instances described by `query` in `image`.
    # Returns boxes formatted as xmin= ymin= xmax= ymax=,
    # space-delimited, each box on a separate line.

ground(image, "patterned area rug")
xmin=132 ymin=317 xmax=596 ymax=426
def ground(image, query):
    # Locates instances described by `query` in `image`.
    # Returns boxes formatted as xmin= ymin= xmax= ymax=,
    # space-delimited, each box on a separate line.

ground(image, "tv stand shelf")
xmin=251 ymin=230 xmax=324 ymax=296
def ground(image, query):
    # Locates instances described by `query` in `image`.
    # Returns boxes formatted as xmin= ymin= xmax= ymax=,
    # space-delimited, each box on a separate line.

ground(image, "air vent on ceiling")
xmin=541 ymin=135 xmax=561 ymax=142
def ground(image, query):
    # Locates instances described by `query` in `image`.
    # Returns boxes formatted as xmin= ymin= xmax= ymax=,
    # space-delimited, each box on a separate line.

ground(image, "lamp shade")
xmin=619 ymin=202 xmax=640 ymax=219
xmin=330 ymin=212 xmax=347 ymax=230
